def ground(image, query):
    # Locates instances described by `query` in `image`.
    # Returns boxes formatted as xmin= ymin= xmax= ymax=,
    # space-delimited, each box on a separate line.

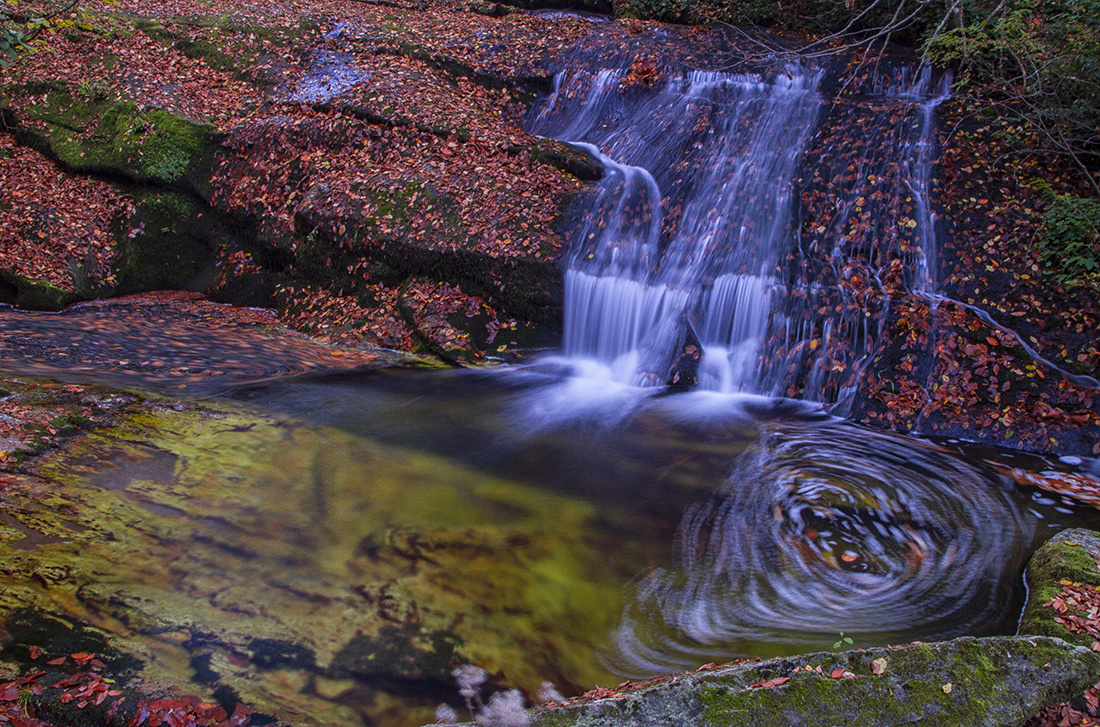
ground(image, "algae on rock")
xmin=0 ymin=401 xmax=633 ymax=727
xmin=1019 ymin=528 xmax=1100 ymax=647
xmin=511 ymin=637 xmax=1100 ymax=727
xmin=2 ymin=81 xmax=222 ymax=194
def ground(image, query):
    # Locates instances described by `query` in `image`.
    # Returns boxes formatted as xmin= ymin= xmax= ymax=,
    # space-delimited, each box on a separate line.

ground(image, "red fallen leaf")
xmin=829 ymin=668 xmax=856 ymax=679
xmin=0 ymin=683 xmax=20 ymax=702
xmin=747 ymin=677 xmax=790 ymax=689
xmin=130 ymin=701 xmax=151 ymax=727
xmin=27 ymin=646 xmax=41 ymax=661
xmin=224 ymin=703 xmax=254 ymax=727
xmin=46 ymin=657 xmax=66 ymax=666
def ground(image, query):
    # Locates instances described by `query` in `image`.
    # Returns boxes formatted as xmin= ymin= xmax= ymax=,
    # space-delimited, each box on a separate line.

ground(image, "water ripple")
xmin=612 ymin=421 xmax=1034 ymax=674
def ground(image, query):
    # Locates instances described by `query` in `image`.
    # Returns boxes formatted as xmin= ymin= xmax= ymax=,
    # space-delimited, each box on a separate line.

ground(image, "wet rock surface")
xmin=1019 ymin=528 xmax=1100 ymax=648
xmin=493 ymin=637 xmax=1100 ymax=727
xmin=0 ymin=399 xmax=635 ymax=726
xmin=0 ymin=0 xmax=1094 ymax=445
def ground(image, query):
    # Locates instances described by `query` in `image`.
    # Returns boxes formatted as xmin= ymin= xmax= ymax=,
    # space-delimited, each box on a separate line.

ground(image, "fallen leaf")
xmin=747 ymin=677 xmax=790 ymax=689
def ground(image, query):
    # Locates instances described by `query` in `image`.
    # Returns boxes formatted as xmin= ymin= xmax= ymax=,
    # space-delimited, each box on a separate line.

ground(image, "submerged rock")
xmin=0 ymin=401 xmax=635 ymax=727
xmin=502 ymin=637 xmax=1100 ymax=727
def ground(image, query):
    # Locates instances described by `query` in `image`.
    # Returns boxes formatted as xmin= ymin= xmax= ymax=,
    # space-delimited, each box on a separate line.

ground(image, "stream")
xmin=0 ymin=49 xmax=1099 ymax=727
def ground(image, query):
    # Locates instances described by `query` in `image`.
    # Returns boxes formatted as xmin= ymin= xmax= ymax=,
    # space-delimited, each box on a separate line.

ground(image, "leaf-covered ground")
xmin=848 ymin=99 xmax=1100 ymax=455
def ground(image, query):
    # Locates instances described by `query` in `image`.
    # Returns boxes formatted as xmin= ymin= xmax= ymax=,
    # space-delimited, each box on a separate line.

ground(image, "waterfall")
xmin=530 ymin=67 xmax=823 ymax=388
xmin=529 ymin=63 xmax=950 ymax=404
xmin=752 ymin=65 xmax=952 ymax=408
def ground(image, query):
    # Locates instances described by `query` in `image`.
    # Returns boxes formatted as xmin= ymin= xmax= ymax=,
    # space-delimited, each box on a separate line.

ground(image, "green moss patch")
xmin=0 ymin=269 xmax=78 ymax=311
xmin=2 ymin=81 xmax=222 ymax=195
xmin=1020 ymin=529 xmax=1100 ymax=646
xmin=523 ymin=637 xmax=1100 ymax=727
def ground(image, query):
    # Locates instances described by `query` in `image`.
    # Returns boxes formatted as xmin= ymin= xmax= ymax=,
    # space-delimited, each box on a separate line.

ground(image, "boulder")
xmin=1019 ymin=528 xmax=1100 ymax=648
xmin=1 ymin=81 xmax=222 ymax=195
xmin=506 ymin=636 xmax=1100 ymax=727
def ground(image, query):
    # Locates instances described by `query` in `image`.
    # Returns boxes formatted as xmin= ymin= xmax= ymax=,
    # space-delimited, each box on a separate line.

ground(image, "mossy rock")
xmin=0 ymin=269 xmax=78 ymax=310
xmin=290 ymin=180 xmax=565 ymax=333
xmin=1019 ymin=529 xmax=1100 ymax=647
xmin=504 ymin=139 xmax=605 ymax=182
xmin=109 ymin=189 xmax=226 ymax=295
xmin=2 ymin=81 xmax=223 ymax=196
xmin=493 ymin=636 xmax=1100 ymax=727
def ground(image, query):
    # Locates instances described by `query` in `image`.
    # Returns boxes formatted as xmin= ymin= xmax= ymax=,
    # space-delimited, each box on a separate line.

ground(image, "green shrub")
xmin=1038 ymin=192 xmax=1100 ymax=288
xmin=615 ymin=0 xmax=697 ymax=23
xmin=0 ymin=26 xmax=28 ymax=70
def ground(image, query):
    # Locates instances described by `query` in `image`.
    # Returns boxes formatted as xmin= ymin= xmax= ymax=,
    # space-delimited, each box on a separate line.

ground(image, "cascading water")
xmin=754 ymin=65 xmax=953 ymax=408
xmin=530 ymin=66 xmax=823 ymax=389
xmin=528 ymin=62 xmax=951 ymax=405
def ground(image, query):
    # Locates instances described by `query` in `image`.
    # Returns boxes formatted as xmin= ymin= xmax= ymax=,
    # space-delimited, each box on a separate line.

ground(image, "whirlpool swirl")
xmin=612 ymin=421 xmax=1037 ymax=675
